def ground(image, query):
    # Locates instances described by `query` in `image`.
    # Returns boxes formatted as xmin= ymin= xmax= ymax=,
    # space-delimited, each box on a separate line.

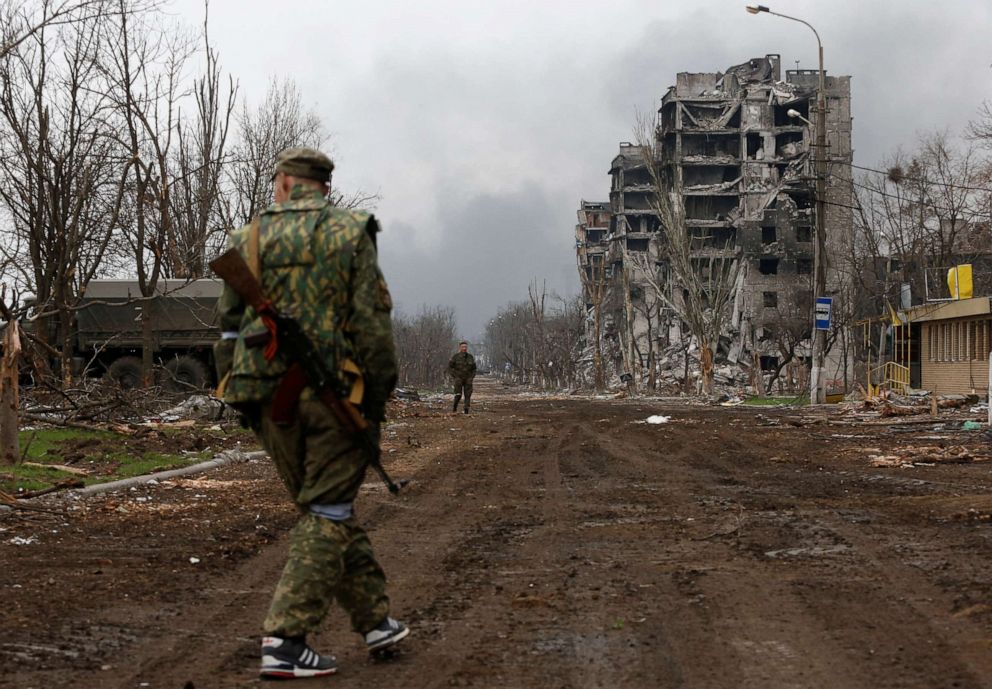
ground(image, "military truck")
xmin=66 ymin=278 xmax=222 ymax=389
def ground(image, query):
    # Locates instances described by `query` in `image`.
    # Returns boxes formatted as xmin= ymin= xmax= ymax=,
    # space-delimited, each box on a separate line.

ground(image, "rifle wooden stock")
xmin=209 ymin=249 xmax=268 ymax=311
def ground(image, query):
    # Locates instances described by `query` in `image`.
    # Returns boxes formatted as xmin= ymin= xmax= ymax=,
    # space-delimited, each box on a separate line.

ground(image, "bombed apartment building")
xmin=578 ymin=54 xmax=853 ymax=391
xmin=575 ymin=201 xmax=614 ymax=374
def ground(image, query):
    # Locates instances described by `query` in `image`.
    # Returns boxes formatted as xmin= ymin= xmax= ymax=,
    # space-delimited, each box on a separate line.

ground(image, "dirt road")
xmin=5 ymin=380 xmax=992 ymax=688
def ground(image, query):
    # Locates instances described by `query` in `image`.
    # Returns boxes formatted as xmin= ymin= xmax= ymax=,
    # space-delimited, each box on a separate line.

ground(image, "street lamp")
xmin=747 ymin=4 xmax=828 ymax=405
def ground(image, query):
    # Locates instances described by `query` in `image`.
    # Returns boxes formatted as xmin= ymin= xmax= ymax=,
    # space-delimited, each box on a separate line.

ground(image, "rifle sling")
xmin=271 ymin=363 xmax=308 ymax=426
xmin=247 ymin=219 xmax=261 ymax=279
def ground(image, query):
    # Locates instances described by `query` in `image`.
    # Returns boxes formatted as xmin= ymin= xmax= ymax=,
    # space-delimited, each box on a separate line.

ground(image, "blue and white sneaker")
xmin=364 ymin=617 xmax=410 ymax=652
xmin=260 ymin=636 xmax=337 ymax=680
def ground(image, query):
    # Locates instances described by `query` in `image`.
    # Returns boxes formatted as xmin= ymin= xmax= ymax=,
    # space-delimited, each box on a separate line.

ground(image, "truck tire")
xmin=164 ymin=355 xmax=210 ymax=392
xmin=106 ymin=356 xmax=144 ymax=389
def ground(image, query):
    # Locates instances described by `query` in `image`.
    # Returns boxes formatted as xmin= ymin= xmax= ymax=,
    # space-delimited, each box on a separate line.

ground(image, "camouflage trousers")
xmin=263 ymin=512 xmax=390 ymax=638
xmin=452 ymin=378 xmax=473 ymax=409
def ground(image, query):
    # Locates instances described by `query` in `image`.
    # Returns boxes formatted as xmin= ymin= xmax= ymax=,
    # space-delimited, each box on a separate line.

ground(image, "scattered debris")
xmin=152 ymin=395 xmax=226 ymax=422
xmin=393 ymin=388 xmax=421 ymax=402
xmin=868 ymin=445 xmax=986 ymax=467
xmin=764 ymin=545 xmax=850 ymax=559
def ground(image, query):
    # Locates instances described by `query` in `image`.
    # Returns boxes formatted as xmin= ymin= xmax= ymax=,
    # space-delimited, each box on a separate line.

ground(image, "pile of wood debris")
xmin=867 ymin=444 xmax=991 ymax=468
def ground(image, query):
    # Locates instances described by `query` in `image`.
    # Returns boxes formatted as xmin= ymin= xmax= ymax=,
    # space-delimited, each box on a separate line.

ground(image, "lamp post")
xmin=747 ymin=4 xmax=828 ymax=404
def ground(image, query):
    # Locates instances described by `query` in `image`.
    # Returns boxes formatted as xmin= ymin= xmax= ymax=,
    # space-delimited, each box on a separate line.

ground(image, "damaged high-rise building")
xmin=578 ymin=54 xmax=853 ymax=392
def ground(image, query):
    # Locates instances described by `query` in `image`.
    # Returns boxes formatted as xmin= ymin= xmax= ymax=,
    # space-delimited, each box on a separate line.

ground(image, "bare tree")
xmin=392 ymin=305 xmax=456 ymax=389
xmin=0 ymin=0 xmax=136 ymax=61
xmin=168 ymin=4 xmax=237 ymax=278
xmin=627 ymin=130 xmax=742 ymax=394
xmin=102 ymin=1 xmax=195 ymax=384
xmin=577 ymin=251 xmax=608 ymax=390
xmin=221 ymin=78 xmax=322 ymax=229
xmin=617 ymin=115 xmax=743 ymax=396
xmin=755 ymin=293 xmax=812 ymax=394
xmin=0 ymin=12 xmax=124 ymax=382
xmin=850 ymin=131 xmax=987 ymax=313
xmin=484 ymin=288 xmax=584 ymax=390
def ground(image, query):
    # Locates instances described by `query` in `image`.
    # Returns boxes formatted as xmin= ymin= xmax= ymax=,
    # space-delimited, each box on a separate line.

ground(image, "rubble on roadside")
xmin=151 ymin=394 xmax=227 ymax=423
xmin=867 ymin=444 xmax=990 ymax=468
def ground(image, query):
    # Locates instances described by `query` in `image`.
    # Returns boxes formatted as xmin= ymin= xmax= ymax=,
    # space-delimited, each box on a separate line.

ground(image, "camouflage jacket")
xmin=213 ymin=188 xmax=397 ymax=422
xmin=448 ymin=351 xmax=477 ymax=380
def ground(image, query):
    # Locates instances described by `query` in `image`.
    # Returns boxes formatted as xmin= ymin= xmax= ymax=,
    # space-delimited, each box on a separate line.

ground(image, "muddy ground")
xmin=4 ymin=379 xmax=992 ymax=688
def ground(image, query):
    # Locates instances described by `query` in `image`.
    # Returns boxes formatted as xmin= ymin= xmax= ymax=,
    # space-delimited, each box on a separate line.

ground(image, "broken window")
xmin=775 ymin=131 xmax=805 ymax=159
xmin=763 ymin=291 xmax=778 ymax=307
xmin=796 ymin=226 xmax=812 ymax=243
xmin=660 ymin=103 xmax=677 ymax=133
xmin=788 ymin=190 xmax=814 ymax=210
xmin=797 ymin=258 xmax=812 ymax=274
xmin=761 ymin=226 xmax=777 ymax=244
xmin=625 ymin=168 xmax=652 ymax=186
xmin=758 ymin=258 xmax=779 ymax=275
xmin=759 ymin=325 xmax=778 ymax=342
xmin=683 ymin=165 xmax=740 ymax=187
xmin=685 ymin=195 xmax=738 ymax=221
xmin=682 ymin=102 xmax=741 ymax=130
xmin=774 ymin=100 xmax=809 ymax=127
xmin=690 ymin=227 xmax=736 ymax=249
xmin=682 ymin=132 xmax=738 ymax=158
xmin=626 ymin=238 xmax=649 ymax=252
xmin=746 ymin=133 xmax=763 ymax=159
xmin=759 ymin=355 xmax=779 ymax=371
xmin=623 ymin=194 xmax=652 ymax=211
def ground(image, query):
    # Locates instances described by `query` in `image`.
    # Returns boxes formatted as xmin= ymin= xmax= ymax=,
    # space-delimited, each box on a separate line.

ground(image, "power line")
xmin=829 ymin=169 xmax=986 ymax=218
xmin=850 ymin=162 xmax=992 ymax=194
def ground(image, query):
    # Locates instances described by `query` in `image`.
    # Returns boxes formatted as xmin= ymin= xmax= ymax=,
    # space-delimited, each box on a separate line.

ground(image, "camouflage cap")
xmin=272 ymin=147 xmax=334 ymax=183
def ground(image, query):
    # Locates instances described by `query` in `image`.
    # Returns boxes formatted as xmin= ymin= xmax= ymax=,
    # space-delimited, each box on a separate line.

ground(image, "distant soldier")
xmin=448 ymin=341 xmax=477 ymax=414
xmin=214 ymin=147 xmax=408 ymax=680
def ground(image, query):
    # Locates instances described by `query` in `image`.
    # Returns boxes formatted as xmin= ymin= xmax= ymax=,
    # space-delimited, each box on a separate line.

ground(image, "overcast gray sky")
xmin=173 ymin=0 xmax=992 ymax=338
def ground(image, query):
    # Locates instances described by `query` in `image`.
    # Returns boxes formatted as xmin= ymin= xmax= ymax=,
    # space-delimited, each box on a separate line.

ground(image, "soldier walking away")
xmin=213 ymin=147 xmax=409 ymax=680
xmin=448 ymin=340 xmax=477 ymax=414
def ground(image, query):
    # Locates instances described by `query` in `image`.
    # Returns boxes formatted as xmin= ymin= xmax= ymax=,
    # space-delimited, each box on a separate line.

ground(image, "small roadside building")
xmin=908 ymin=297 xmax=992 ymax=396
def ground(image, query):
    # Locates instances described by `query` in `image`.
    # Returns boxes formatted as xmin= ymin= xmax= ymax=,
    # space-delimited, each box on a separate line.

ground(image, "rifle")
xmin=209 ymin=248 xmax=407 ymax=494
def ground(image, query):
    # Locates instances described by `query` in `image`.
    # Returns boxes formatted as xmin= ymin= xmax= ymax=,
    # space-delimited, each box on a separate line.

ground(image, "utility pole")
xmin=747 ymin=4 xmax=828 ymax=403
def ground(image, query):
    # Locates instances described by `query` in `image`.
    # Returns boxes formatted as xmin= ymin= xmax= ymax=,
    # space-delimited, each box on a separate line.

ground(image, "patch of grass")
xmin=1 ymin=427 xmax=211 ymax=494
xmin=0 ymin=463 xmax=64 ymax=492
xmin=743 ymin=395 xmax=809 ymax=407
xmin=101 ymin=451 xmax=211 ymax=481
xmin=19 ymin=427 xmax=116 ymax=462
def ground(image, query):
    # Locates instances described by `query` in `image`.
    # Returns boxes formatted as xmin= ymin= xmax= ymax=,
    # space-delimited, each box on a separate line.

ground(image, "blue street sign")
xmin=814 ymin=296 xmax=832 ymax=331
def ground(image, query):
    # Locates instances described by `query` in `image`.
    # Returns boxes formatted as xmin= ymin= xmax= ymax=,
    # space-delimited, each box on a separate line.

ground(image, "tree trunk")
xmin=141 ymin=300 xmax=155 ymax=387
xmin=593 ymin=301 xmax=604 ymax=391
xmin=1 ymin=321 xmax=22 ymax=465
xmin=621 ymin=268 xmax=637 ymax=393
xmin=701 ymin=345 xmax=715 ymax=397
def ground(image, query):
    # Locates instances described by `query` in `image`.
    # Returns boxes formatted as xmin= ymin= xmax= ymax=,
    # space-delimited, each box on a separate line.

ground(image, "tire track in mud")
xmin=13 ymin=395 xmax=992 ymax=688
xmin=639 ymin=411 xmax=992 ymax=689
xmin=563 ymin=407 xmax=925 ymax=688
